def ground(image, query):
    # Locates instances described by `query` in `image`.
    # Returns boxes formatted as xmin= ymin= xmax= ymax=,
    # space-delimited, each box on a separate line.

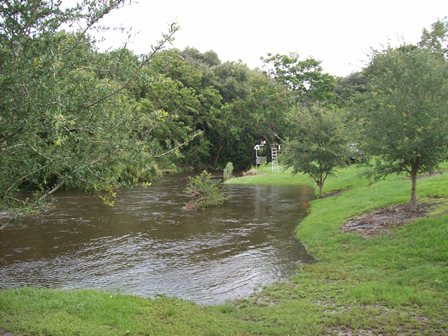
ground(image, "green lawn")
xmin=1 ymin=164 xmax=447 ymax=335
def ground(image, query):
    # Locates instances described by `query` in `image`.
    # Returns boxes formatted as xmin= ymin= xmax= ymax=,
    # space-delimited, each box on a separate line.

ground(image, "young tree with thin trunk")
xmin=361 ymin=46 xmax=448 ymax=210
xmin=282 ymin=104 xmax=349 ymax=198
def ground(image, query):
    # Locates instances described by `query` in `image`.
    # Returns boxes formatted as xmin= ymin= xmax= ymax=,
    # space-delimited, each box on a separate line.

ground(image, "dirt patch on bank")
xmin=322 ymin=187 xmax=352 ymax=198
xmin=342 ymin=203 xmax=434 ymax=236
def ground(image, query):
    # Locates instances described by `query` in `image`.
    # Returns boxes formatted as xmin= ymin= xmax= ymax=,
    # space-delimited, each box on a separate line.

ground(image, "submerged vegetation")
xmin=223 ymin=162 xmax=234 ymax=182
xmin=184 ymin=170 xmax=227 ymax=210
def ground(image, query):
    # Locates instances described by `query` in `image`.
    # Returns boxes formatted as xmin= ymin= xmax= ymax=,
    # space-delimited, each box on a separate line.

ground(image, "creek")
xmin=0 ymin=174 xmax=314 ymax=304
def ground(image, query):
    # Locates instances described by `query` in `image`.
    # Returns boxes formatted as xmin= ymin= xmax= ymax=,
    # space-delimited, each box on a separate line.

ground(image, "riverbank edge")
xmin=0 ymin=164 xmax=447 ymax=335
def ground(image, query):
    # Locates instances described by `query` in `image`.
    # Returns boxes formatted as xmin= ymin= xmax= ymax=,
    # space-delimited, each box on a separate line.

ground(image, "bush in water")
xmin=223 ymin=162 xmax=234 ymax=181
xmin=184 ymin=171 xmax=227 ymax=210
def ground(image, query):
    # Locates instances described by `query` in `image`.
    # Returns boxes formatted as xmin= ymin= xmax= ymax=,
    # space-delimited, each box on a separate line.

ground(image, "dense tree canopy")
xmin=0 ymin=1 xmax=179 ymax=208
xmin=138 ymin=49 xmax=290 ymax=170
xmin=1 ymin=2 xmax=446 ymax=213
xmin=262 ymin=52 xmax=336 ymax=105
xmin=0 ymin=2 xmax=293 ymax=210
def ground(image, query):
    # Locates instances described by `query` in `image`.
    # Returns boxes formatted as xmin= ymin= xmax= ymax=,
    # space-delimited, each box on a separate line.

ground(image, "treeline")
xmin=0 ymin=1 xmax=293 ymax=209
xmin=1 ymin=1 xmax=447 ymax=211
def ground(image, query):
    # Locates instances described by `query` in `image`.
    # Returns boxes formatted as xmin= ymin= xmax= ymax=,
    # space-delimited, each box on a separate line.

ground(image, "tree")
xmin=139 ymin=48 xmax=222 ymax=169
xmin=209 ymin=66 xmax=291 ymax=168
xmin=334 ymin=71 xmax=368 ymax=106
xmin=282 ymin=104 xmax=349 ymax=197
xmin=0 ymin=1 xmax=177 ymax=210
xmin=181 ymin=47 xmax=221 ymax=67
xmin=419 ymin=18 xmax=448 ymax=59
xmin=236 ymin=70 xmax=291 ymax=145
xmin=262 ymin=52 xmax=336 ymax=105
xmin=361 ymin=46 xmax=448 ymax=210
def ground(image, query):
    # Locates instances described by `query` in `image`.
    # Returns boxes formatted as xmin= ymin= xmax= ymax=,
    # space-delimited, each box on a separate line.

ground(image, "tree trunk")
xmin=318 ymin=178 xmax=324 ymax=198
xmin=410 ymin=171 xmax=418 ymax=211
xmin=213 ymin=143 xmax=223 ymax=167
xmin=38 ymin=180 xmax=64 ymax=202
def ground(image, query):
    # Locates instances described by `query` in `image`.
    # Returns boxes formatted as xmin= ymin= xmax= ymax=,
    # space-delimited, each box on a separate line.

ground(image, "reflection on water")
xmin=0 ymin=175 xmax=314 ymax=304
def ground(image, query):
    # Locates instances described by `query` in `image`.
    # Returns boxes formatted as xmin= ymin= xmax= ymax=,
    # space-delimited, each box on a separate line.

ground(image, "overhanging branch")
xmin=82 ymin=23 xmax=179 ymax=110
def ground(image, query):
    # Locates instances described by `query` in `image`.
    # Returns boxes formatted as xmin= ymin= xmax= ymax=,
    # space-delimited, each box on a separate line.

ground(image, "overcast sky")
xmin=97 ymin=0 xmax=448 ymax=77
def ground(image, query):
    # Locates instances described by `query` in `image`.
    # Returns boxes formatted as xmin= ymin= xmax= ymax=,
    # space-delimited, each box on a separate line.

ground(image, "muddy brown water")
xmin=0 ymin=175 xmax=314 ymax=304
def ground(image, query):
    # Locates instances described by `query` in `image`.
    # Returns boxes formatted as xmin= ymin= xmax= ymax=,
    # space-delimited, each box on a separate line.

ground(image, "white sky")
xmin=96 ymin=0 xmax=448 ymax=77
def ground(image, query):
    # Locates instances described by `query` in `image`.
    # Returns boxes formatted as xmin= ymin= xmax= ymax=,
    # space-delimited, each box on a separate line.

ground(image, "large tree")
xmin=282 ymin=104 xmax=349 ymax=197
xmin=262 ymin=52 xmax=336 ymax=105
xmin=0 ymin=1 xmax=177 ymax=209
xmin=361 ymin=46 xmax=448 ymax=210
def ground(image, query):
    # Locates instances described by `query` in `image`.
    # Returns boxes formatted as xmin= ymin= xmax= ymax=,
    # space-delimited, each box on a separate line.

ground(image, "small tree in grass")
xmin=282 ymin=104 xmax=349 ymax=198
xmin=361 ymin=46 xmax=448 ymax=210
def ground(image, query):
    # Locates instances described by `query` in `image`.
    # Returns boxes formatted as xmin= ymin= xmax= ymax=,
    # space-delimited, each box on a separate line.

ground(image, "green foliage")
xmin=201 ymin=61 xmax=289 ymax=169
xmin=232 ymin=70 xmax=291 ymax=144
xmin=223 ymin=162 xmax=234 ymax=181
xmin=282 ymin=104 xmax=349 ymax=197
xmin=0 ymin=12 xmax=290 ymax=210
xmin=262 ymin=52 xmax=336 ymax=104
xmin=419 ymin=18 xmax=448 ymax=59
xmin=184 ymin=171 xmax=227 ymax=210
xmin=360 ymin=46 xmax=448 ymax=207
xmin=138 ymin=50 xmax=289 ymax=170
xmin=0 ymin=1 xmax=294 ymax=210
xmin=334 ymin=71 xmax=368 ymax=105
xmin=0 ymin=1 xmax=179 ymax=210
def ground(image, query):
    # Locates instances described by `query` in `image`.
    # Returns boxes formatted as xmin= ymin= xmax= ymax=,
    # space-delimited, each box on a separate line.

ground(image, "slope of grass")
xmin=1 ymin=164 xmax=447 ymax=335
xmin=226 ymin=164 xmax=448 ymax=334
xmin=227 ymin=164 xmax=376 ymax=195
xmin=0 ymin=289 xmax=242 ymax=336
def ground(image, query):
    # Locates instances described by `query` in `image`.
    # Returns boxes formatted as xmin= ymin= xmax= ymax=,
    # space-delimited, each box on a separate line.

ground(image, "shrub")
xmin=223 ymin=162 xmax=234 ymax=181
xmin=184 ymin=171 xmax=228 ymax=210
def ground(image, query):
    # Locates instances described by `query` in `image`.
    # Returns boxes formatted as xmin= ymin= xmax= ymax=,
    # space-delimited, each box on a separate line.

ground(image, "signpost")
xmin=254 ymin=141 xmax=280 ymax=172
xmin=254 ymin=141 xmax=267 ymax=170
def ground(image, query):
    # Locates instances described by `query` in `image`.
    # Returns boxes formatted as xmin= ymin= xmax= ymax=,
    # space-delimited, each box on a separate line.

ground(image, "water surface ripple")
xmin=0 ymin=175 xmax=314 ymax=304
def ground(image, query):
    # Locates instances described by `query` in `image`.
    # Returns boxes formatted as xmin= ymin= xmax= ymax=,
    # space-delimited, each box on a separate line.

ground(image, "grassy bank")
xmin=1 ymin=164 xmax=447 ymax=335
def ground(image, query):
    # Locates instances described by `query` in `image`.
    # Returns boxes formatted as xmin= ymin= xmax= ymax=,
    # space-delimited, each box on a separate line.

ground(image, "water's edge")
xmin=0 ymin=175 xmax=314 ymax=304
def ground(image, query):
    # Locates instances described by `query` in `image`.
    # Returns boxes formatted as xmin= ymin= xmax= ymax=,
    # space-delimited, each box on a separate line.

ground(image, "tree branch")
xmin=155 ymin=130 xmax=203 ymax=158
xmin=0 ymin=123 xmax=26 ymax=143
xmin=5 ymin=161 xmax=54 ymax=195
xmin=38 ymin=180 xmax=65 ymax=202
xmin=36 ymin=147 xmax=123 ymax=202
xmin=82 ymin=23 xmax=179 ymax=110
xmin=62 ymin=0 xmax=127 ymax=56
